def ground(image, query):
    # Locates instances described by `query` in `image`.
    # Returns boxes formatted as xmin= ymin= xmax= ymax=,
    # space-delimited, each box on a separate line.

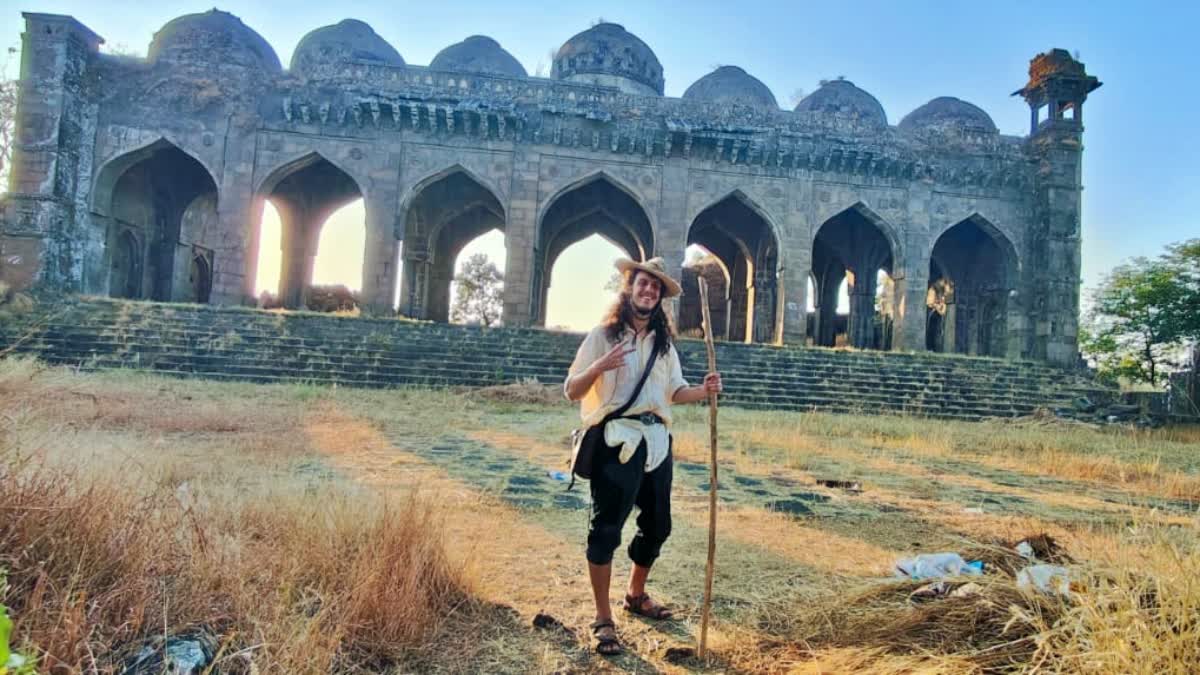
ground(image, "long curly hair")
xmin=602 ymin=270 xmax=676 ymax=355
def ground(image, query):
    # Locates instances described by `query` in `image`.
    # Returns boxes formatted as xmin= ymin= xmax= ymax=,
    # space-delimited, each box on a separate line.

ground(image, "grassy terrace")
xmin=2 ymin=357 xmax=1198 ymax=673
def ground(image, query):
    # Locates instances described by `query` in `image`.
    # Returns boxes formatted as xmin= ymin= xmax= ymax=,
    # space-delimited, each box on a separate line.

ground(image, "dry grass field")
xmin=2 ymin=356 xmax=1199 ymax=673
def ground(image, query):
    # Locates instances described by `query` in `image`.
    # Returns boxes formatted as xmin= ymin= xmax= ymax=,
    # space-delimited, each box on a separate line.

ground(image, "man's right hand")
xmin=590 ymin=340 xmax=636 ymax=375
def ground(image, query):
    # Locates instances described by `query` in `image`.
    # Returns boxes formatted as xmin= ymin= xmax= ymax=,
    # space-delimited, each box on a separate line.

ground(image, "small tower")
xmin=1014 ymin=48 xmax=1101 ymax=134
xmin=1014 ymin=49 xmax=1101 ymax=365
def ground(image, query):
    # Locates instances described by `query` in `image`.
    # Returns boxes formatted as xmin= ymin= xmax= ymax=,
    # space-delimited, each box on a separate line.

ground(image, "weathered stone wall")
xmin=1 ymin=12 xmax=1100 ymax=365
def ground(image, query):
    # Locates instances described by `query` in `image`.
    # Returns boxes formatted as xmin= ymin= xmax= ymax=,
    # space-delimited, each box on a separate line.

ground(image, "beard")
xmin=628 ymin=296 xmax=659 ymax=319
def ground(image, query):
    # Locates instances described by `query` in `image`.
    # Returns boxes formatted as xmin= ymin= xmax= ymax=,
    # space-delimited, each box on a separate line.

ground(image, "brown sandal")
xmin=623 ymin=593 xmax=674 ymax=620
xmin=591 ymin=619 xmax=622 ymax=656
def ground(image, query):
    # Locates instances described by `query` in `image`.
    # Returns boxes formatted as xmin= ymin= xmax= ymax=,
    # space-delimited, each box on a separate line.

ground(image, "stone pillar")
xmin=943 ymin=302 xmax=957 ymax=352
xmin=814 ymin=269 xmax=842 ymax=347
xmin=277 ymin=211 xmax=320 ymax=309
xmin=361 ymin=184 xmax=401 ymax=314
xmin=501 ymin=147 xmax=540 ymax=326
xmin=894 ymin=264 xmax=930 ymax=352
xmin=847 ymin=276 xmax=877 ymax=350
xmin=1 ymin=14 xmax=103 ymax=292
xmin=779 ymin=246 xmax=810 ymax=344
xmin=657 ymin=162 xmax=689 ymax=329
xmin=211 ymin=120 xmax=261 ymax=306
xmin=426 ymin=257 xmax=454 ymax=323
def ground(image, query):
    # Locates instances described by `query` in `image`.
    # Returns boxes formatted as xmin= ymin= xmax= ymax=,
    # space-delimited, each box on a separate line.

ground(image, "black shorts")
xmin=586 ymin=436 xmax=674 ymax=566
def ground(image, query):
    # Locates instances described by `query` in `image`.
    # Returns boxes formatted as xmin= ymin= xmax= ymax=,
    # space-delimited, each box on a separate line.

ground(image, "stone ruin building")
xmin=1 ymin=11 xmax=1099 ymax=364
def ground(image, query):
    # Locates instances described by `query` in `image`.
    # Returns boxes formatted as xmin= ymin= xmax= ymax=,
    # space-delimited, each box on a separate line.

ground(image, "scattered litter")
xmin=963 ymin=507 xmax=985 ymax=514
xmin=547 ymin=470 xmax=569 ymax=482
xmin=1015 ymin=540 xmax=1035 ymax=560
xmin=960 ymin=533 xmax=1072 ymax=577
xmin=121 ymin=631 xmax=217 ymax=675
xmin=1014 ymin=534 xmax=1071 ymax=564
xmin=908 ymin=580 xmax=986 ymax=603
xmin=1017 ymin=564 xmax=1072 ymax=595
xmin=663 ymin=646 xmax=696 ymax=664
xmin=952 ymin=582 xmax=983 ymax=598
xmin=817 ymin=478 xmax=862 ymax=492
xmin=895 ymin=553 xmax=984 ymax=580
xmin=909 ymin=581 xmax=953 ymax=602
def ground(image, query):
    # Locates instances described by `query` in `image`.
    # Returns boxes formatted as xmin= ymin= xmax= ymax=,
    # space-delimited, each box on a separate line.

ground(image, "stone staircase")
xmin=0 ymin=297 xmax=1114 ymax=421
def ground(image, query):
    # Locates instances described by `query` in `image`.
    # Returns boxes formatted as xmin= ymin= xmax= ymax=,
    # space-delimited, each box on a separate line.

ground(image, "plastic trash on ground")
xmin=894 ymin=553 xmax=984 ymax=580
xmin=1017 ymin=564 xmax=1071 ymax=595
xmin=1015 ymin=540 xmax=1036 ymax=560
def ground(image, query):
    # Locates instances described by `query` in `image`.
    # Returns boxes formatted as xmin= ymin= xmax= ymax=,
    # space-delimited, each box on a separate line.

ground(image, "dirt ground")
xmin=4 ymin=361 xmax=1199 ymax=673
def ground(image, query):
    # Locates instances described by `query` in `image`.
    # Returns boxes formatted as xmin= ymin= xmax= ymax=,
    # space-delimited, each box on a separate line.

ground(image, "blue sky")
xmin=5 ymin=1 xmax=1197 ymax=328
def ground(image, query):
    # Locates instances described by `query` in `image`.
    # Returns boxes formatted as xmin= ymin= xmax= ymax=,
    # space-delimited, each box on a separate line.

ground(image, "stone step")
xmin=17 ymin=337 xmax=1084 ymax=407
xmin=40 ymin=305 xmax=1074 ymax=376
xmin=19 ymin=351 xmax=1028 ymax=420
xmin=23 ymin=324 xmax=1090 ymax=392
xmin=9 ymin=345 xmax=1061 ymax=415
xmin=0 ymin=297 xmax=1116 ymax=421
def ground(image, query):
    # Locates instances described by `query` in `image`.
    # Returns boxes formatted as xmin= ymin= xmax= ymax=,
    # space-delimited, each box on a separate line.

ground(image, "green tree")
xmin=1083 ymin=239 xmax=1200 ymax=386
xmin=450 ymin=253 xmax=504 ymax=326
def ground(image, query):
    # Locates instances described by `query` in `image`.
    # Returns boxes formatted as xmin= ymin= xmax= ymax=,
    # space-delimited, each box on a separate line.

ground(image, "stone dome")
xmin=552 ymin=22 xmax=664 ymax=96
xmin=430 ymin=35 xmax=526 ymax=77
xmin=794 ymin=78 xmax=887 ymax=127
xmin=683 ymin=66 xmax=777 ymax=110
xmin=290 ymin=19 xmax=404 ymax=75
xmin=148 ymin=9 xmax=281 ymax=72
xmin=899 ymin=96 xmax=997 ymax=133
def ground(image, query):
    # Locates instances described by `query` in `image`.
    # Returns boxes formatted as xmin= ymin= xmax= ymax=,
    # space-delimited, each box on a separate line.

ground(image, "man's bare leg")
xmin=627 ymin=562 xmax=651 ymax=599
xmin=589 ymin=561 xmax=613 ymax=620
xmin=626 ymin=563 xmax=673 ymax=618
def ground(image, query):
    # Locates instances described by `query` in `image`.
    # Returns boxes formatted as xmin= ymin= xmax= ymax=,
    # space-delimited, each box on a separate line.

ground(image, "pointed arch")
xmin=254 ymin=151 xmax=367 ymax=309
xmin=397 ymin=165 xmax=507 ymax=322
xmin=686 ymin=190 xmax=782 ymax=343
xmin=254 ymin=150 xmax=367 ymax=198
xmin=399 ymin=163 xmax=506 ymax=229
xmin=91 ymin=136 xmax=218 ymax=217
xmin=817 ymin=201 xmax=903 ymax=267
xmin=534 ymin=171 xmax=656 ymax=327
xmin=812 ymin=200 xmax=898 ymax=350
xmin=929 ymin=212 xmax=1020 ymax=288
xmin=537 ymin=169 xmax=658 ymax=240
xmin=689 ymin=188 xmax=785 ymax=263
xmin=926 ymin=212 xmax=1021 ymax=357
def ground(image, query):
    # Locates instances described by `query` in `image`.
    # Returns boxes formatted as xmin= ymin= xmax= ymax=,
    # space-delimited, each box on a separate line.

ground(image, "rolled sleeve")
xmin=667 ymin=345 xmax=689 ymax=398
xmin=565 ymin=327 xmax=605 ymax=398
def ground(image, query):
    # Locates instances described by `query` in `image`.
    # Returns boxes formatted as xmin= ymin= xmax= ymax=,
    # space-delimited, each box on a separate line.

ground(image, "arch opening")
xmin=448 ymin=230 xmax=507 ymax=326
xmin=97 ymin=141 xmax=219 ymax=302
xmin=400 ymin=170 xmax=506 ymax=322
xmin=535 ymin=177 xmax=653 ymax=327
xmin=811 ymin=206 xmax=896 ymax=349
xmin=678 ymin=243 xmax=732 ymax=340
xmin=256 ymin=155 xmax=363 ymax=310
xmin=543 ymin=234 xmax=628 ymax=331
xmin=927 ymin=216 xmax=1017 ymax=357
xmin=685 ymin=195 xmax=779 ymax=344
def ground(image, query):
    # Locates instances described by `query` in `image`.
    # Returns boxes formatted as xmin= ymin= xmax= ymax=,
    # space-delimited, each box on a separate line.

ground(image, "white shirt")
xmin=565 ymin=325 xmax=689 ymax=472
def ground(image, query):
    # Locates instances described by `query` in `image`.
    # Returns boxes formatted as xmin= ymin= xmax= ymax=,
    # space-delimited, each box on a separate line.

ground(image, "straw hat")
xmin=614 ymin=257 xmax=682 ymax=298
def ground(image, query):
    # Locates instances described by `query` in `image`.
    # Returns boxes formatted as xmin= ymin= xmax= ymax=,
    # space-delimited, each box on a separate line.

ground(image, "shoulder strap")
xmin=604 ymin=341 xmax=659 ymax=423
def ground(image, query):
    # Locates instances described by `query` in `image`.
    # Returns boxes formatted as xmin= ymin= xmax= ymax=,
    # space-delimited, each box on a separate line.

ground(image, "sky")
xmin=5 ymin=1 xmax=1198 ymax=329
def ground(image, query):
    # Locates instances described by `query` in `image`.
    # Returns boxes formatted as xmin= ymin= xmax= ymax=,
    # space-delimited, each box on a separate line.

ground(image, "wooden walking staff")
xmin=697 ymin=277 xmax=719 ymax=659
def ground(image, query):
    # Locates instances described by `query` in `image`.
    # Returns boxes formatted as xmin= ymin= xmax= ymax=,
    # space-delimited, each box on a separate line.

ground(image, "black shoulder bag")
xmin=567 ymin=344 xmax=659 ymax=491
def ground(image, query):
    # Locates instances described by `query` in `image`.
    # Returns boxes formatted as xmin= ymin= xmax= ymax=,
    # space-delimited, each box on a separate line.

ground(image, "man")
xmin=564 ymin=257 xmax=723 ymax=656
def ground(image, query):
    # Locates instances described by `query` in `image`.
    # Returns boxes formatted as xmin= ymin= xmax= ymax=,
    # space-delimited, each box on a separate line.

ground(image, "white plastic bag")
xmin=894 ymin=553 xmax=984 ymax=580
xmin=1017 ymin=564 xmax=1071 ymax=595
